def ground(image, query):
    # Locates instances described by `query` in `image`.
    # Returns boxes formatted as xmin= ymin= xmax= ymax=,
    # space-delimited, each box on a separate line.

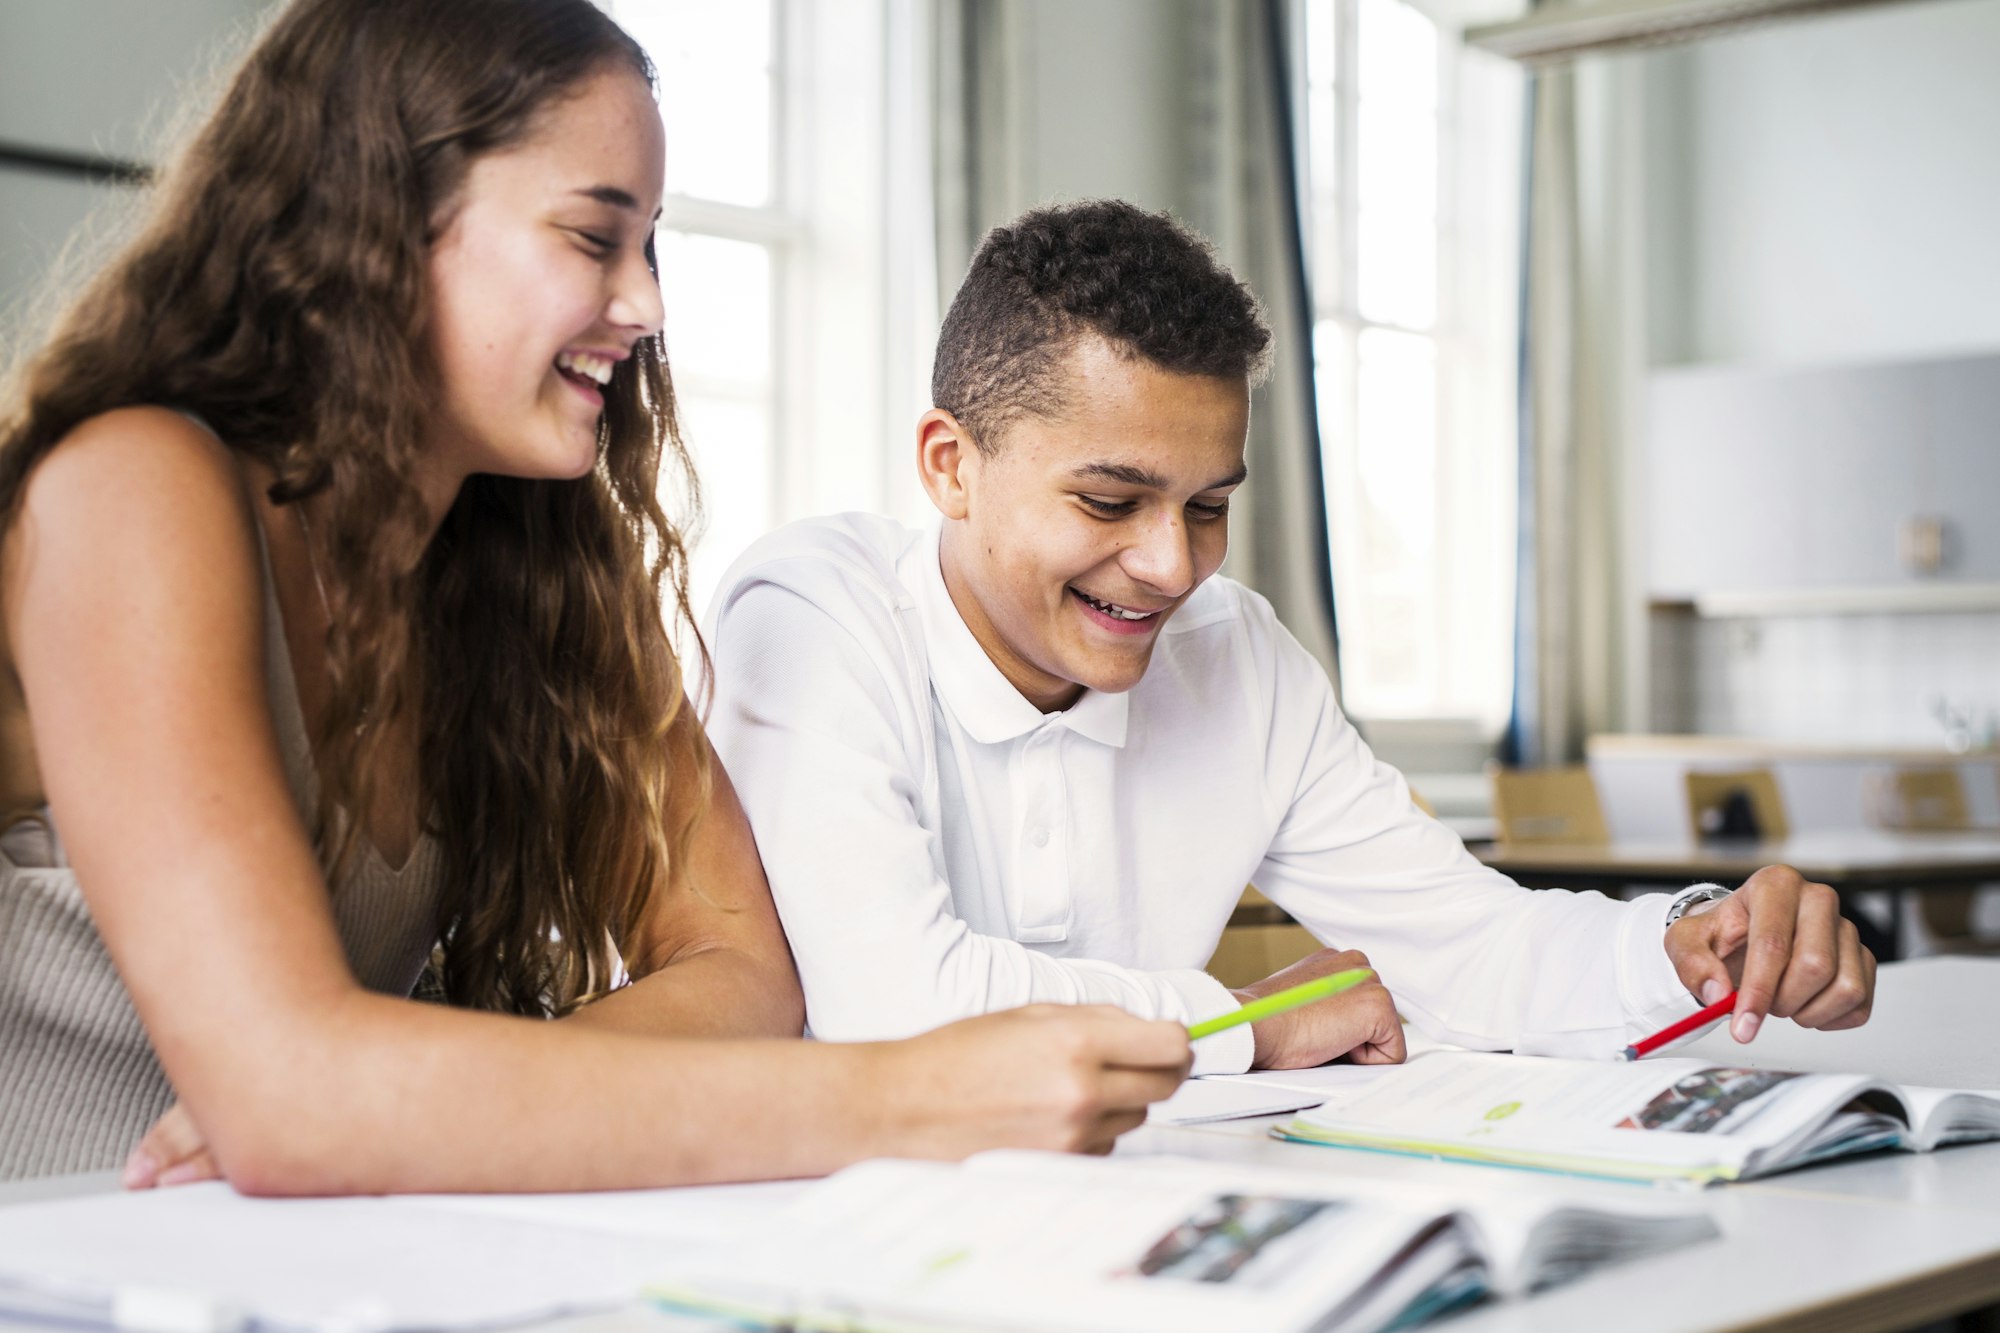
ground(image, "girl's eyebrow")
xmin=574 ymin=185 xmax=638 ymax=208
xmin=571 ymin=185 xmax=662 ymax=221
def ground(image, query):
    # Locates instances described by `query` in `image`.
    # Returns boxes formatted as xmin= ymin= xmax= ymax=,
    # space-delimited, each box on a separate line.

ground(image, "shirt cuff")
xmin=1162 ymin=969 xmax=1255 ymax=1075
xmin=1618 ymin=890 xmax=1706 ymax=1041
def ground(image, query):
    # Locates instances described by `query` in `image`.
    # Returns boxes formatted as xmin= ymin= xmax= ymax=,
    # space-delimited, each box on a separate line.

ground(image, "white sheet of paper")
xmin=1146 ymin=1076 xmax=1325 ymax=1125
xmin=0 ymin=1180 xmax=786 ymax=1333
xmin=390 ymin=1177 xmax=810 ymax=1243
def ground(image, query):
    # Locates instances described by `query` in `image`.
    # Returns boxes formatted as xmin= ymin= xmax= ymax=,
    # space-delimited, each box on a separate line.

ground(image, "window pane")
xmin=1355 ymin=328 xmax=1437 ymax=557
xmin=677 ymin=394 xmax=773 ymax=617
xmin=1303 ymin=0 xmax=1520 ymax=733
xmin=619 ymin=0 xmax=774 ymax=206
xmin=1357 ymin=103 xmax=1435 ymax=222
xmin=1357 ymin=0 xmax=1437 ymax=113
xmin=1325 ymin=327 xmax=1438 ymax=715
xmin=1356 ymin=203 xmax=1436 ymax=328
xmin=1306 ymin=0 xmax=1338 ymax=87
xmin=656 ymin=231 xmax=772 ymax=386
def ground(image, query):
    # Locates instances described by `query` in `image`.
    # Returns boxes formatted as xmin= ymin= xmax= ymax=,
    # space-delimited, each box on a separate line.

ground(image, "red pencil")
xmin=1621 ymin=991 xmax=1740 ymax=1061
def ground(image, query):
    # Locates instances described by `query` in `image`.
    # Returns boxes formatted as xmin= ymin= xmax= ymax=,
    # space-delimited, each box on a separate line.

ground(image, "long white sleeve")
xmin=1250 ymin=633 xmax=1695 ymax=1057
xmin=709 ymin=577 xmax=1254 ymax=1072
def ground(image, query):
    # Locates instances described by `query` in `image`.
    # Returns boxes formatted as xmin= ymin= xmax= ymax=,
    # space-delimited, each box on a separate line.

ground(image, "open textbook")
xmin=0 ymin=1155 xmax=1710 ymax=1333
xmin=1275 ymin=1050 xmax=2000 ymax=1185
xmin=649 ymin=1151 xmax=1716 ymax=1333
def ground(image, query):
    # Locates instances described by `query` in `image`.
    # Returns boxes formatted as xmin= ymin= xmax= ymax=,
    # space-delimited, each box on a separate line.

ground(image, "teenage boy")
xmin=706 ymin=200 xmax=1874 ymax=1076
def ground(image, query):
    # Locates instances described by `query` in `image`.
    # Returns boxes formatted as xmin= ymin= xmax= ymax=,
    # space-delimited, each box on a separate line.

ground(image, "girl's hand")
xmin=123 ymin=1101 xmax=219 ymax=1189
xmin=873 ymin=1005 xmax=1192 ymax=1158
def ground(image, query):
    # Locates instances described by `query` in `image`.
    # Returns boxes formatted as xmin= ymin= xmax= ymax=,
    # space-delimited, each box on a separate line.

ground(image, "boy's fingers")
xmin=1770 ymin=885 xmax=1844 ymax=1019
xmin=1732 ymin=872 xmax=1801 ymax=1039
xmin=1816 ymin=945 xmax=1878 ymax=1031
xmin=1371 ymin=1014 xmax=1408 ymax=1063
xmin=1791 ymin=919 xmax=1873 ymax=1030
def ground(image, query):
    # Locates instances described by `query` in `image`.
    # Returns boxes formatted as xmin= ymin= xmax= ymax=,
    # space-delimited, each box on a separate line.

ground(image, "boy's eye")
xmin=1190 ymin=498 xmax=1231 ymax=520
xmin=1077 ymin=495 xmax=1135 ymax=517
xmin=572 ymin=229 xmax=616 ymax=254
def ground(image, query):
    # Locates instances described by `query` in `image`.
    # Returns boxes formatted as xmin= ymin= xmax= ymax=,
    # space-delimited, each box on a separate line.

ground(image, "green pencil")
xmin=1188 ymin=967 xmax=1376 ymax=1040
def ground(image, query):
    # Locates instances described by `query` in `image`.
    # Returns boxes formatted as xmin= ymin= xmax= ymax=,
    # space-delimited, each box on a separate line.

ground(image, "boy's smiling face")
xmin=920 ymin=335 xmax=1251 ymax=713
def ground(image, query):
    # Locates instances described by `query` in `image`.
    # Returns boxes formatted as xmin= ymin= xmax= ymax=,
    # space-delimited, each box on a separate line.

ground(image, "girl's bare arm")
xmin=10 ymin=408 xmax=1187 ymax=1196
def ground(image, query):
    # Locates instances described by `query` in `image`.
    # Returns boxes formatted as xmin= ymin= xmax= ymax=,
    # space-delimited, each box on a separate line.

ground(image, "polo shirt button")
xmin=1029 ymin=826 xmax=1050 ymax=848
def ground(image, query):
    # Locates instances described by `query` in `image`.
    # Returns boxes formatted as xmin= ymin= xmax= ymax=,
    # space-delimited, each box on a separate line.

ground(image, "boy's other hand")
xmin=1232 ymin=948 xmax=1405 ymax=1071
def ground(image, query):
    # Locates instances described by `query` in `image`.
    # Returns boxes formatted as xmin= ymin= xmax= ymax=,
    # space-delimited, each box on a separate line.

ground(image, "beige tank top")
xmin=0 ymin=527 xmax=444 ymax=1181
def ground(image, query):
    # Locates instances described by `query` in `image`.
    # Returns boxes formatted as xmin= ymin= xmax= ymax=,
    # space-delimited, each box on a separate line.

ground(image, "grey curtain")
xmin=1512 ymin=57 xmax=1641 ymax=764
xmin=929 ymin=0 xmax=1342 ymax=685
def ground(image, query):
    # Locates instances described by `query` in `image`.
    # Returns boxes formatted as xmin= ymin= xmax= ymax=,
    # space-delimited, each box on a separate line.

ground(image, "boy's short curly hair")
xmin=932 ymin=200 xmax=1273 ymax=453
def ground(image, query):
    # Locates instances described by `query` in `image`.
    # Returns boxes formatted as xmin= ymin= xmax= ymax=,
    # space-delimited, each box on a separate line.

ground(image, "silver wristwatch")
xmin=1664 ymin=884 xmax=1732 ymax=928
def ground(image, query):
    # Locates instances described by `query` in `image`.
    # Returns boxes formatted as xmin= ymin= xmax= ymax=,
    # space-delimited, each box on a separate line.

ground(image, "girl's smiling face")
xmin=423 ymin=64 xmax=666 ymax=492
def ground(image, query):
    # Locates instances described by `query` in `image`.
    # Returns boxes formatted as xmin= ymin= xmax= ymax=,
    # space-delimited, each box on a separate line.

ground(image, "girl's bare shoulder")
xmin=22 ymin=406 xmax=247 ymax=523
xmin=5 ymin=406 xmax=264 ymax=652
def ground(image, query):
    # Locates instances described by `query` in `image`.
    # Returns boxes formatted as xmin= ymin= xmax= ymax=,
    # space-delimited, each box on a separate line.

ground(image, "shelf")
xmin=1647 ymin=583 xmax=2000 ymax=618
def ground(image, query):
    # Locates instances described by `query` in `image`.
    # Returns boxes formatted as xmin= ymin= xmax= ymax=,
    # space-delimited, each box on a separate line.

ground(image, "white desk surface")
xmin=7 ymin=958 xmax=2000 ymax=1333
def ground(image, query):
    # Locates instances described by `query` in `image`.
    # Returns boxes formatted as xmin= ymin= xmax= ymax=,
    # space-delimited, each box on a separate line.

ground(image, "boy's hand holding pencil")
xmin=1213 ymin=950 xmax=1405 ymax=1071
xmin=1662 ymin=863 xmax=1876 ymax=1046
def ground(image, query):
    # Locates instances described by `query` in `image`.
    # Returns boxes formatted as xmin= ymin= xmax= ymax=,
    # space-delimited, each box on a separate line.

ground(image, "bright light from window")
xmin=617 ymin=0 xmax=775 ymax=207
xmin=1305 ymin=0 xmax=1521 ymax=733
xmin=654 ymin=230 xmax=775 ymax=610
xmin=609 ymin=1 xmax=783 ymax=619
xmin=656 ymin=231 xmax=772 ymax=385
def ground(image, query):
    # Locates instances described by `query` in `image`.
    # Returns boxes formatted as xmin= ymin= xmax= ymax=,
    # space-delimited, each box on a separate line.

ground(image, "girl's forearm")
xmin=198 ymin=989 xmax=892 ymax=1196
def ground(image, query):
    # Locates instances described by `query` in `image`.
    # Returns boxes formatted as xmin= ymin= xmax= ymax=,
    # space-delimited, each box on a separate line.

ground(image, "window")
xmin=1301 ymin=0 xmax=1522 ymax=735
xmin=608 ymin=0 xmax=787 ymax=614
xmin=608 ymin=1 xmax=934 ymax=625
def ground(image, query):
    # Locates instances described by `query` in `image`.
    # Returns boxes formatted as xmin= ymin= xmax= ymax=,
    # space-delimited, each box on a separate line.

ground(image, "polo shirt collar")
xmin=902 ymin=524 xmax=1129 ymax=749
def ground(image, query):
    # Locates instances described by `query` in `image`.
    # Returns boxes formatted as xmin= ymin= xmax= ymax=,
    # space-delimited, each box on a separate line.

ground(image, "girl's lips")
xmin=1070 ymin=587 xmax=1161 ymax=637
xmin=556 ymin=366 xmax=603 ymax=408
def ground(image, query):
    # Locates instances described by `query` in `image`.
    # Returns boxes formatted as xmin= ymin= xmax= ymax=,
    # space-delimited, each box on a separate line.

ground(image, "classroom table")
xmin=1474 ymin=829 xmax=2000 ymax=959
xmin=1109 ymin=956 xmax=2000 ymax=1333
xmin=6 ymin=958 xmax=2000 ymax=1333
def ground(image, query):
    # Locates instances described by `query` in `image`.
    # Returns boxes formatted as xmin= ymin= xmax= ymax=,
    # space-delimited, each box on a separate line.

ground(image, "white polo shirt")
xmin=707 ymin=514 xmax=1696 ymax=1075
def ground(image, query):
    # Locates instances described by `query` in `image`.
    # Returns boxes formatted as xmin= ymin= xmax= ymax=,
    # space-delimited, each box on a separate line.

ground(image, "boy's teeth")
xmin=1079 ymin=590 xmax=1152 ymax=621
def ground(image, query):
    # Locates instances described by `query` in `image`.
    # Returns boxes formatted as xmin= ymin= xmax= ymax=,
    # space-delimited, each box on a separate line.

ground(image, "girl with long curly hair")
xmin=0 ymin=0 xmax=1187 ymax=1191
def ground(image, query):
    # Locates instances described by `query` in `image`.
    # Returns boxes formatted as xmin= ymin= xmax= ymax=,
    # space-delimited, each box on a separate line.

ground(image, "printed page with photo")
xmin=647 ymin=1151 xmax=1716 ymax=1333
xmin=1279 ymin=1051 xmax=2000 ymax=1183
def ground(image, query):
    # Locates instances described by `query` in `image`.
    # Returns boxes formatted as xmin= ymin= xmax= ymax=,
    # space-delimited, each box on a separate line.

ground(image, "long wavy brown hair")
xmin=0 ymin=0 xmax=710 ymax=1016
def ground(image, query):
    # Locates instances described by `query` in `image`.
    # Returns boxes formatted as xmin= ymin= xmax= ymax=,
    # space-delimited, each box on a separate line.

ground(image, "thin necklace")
xmin=293 ymin=503 xmax=334 ymax=623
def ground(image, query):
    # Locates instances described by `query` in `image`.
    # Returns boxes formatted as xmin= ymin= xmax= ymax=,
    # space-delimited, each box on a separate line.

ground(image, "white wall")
xmin=1017 ymin=1 xmax=1186 ymax=213
xmin=0 ymin=2 xmax=271 ymax=341
xmin=1643 ymin=0 xmax=2000 ymax=369
xmin=1634 ymin=0 xmax=2000 ymax=747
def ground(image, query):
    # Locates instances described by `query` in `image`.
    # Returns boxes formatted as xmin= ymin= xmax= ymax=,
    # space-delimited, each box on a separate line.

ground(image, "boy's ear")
xmin=915 ymin=409 xmax=978 ymax=521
